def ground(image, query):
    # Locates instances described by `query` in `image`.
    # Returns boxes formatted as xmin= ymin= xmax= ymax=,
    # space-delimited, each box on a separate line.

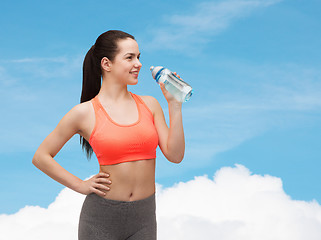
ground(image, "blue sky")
xmin=1 ymin=0 xmax=321 ymax=216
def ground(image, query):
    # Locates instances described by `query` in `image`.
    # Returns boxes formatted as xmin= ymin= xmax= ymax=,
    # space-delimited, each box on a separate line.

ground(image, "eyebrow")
xmin=124 ymin=52 xmax=141 ymax=57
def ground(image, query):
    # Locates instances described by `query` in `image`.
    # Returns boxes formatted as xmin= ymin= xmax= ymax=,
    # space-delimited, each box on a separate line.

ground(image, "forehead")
xmin=116 ymin=38 xmax=139 ymax=53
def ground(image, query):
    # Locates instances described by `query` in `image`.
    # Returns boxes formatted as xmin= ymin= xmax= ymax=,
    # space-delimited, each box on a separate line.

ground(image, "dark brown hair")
xmin=80 ymin=30 xmax=135 ymax=158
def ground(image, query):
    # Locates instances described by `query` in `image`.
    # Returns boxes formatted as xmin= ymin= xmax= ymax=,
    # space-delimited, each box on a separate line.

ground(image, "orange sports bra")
xmin=89 ymin=92 xmax=159 ymax=165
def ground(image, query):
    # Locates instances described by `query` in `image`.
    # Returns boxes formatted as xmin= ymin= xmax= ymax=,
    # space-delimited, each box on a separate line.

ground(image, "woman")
xmin=32 ymin=30 xmax=185 ymax=240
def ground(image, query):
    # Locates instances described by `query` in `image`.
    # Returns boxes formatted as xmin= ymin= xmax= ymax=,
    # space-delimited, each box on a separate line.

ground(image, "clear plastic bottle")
xmin=150 ymin=66 xmax=193 ymax=102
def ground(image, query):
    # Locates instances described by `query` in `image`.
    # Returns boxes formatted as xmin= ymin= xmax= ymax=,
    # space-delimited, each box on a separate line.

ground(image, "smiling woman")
xmin=31 ymin=30 xmax=186 ymax=240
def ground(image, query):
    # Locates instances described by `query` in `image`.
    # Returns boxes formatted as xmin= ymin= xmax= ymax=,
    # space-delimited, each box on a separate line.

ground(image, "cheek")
xmin=115 ymin=65 xmax=129 ymax=75
xmin=115 ymin=67 xmax=131 ymax=81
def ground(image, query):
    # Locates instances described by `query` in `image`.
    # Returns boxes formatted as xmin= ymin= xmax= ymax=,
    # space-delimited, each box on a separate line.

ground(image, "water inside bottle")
xmin=164 ymin=79 xmax=185 ymax=102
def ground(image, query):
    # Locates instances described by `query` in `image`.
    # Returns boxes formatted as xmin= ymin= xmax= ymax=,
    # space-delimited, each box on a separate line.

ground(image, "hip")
xmin=79 ymin=193 xmax=157 ymax=239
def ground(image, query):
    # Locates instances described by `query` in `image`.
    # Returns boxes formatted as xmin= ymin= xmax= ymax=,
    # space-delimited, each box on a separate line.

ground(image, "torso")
xmin=77 ymin=93 xmax=156 ymax=201
xmin=99 ymin=159 xmax=156 ymax=201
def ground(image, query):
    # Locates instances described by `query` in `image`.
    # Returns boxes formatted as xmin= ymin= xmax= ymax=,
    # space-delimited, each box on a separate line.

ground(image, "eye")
xmin=127 ymin=56 xmax=132 ymax=60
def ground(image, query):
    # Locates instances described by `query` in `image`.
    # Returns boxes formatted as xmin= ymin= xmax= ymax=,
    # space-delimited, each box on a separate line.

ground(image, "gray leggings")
xmin=78 ymin=193 xmax=157 ymax=240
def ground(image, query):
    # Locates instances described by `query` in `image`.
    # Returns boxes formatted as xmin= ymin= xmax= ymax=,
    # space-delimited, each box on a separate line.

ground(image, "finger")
xmin=95 ymin=183 xmax=110 ymax=191
xmin=95 ymin=178 xmax=112 ymax=185
xmin=97 ymin=172 xmax=110 ymax=178
xmin=159 ymin=82 xmax=167 ymax=93
xmin=91 ymin=187 xmax=107 ymax=197
xmin=173 ymin=72 xmax=181 ymax=79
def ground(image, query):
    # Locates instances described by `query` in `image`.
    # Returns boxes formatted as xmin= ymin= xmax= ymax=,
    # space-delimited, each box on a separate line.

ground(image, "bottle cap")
xmin=150 ymin=66 xmax=164 ymax=80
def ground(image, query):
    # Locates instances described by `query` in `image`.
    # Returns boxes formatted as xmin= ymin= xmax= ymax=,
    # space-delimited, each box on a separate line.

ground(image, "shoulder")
xmin=68 ymin=100 xmax=93 ymax=118
xmin=61 ymin=100 xmax=94 ymax=130
xmin=137 ymin=95 xmax=163 ymax=115
xmin=139 ymin=95 xmax=158 ymax=106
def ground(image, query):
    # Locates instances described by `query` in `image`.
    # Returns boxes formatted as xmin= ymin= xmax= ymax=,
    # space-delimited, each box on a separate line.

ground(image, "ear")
xmin=101 ymin=57 xmax=112 ymax=72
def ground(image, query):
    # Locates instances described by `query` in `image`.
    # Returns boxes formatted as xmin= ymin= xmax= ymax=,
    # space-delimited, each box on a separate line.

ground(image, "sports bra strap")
xmin=91 ymin=96 xmax=100 ymax=112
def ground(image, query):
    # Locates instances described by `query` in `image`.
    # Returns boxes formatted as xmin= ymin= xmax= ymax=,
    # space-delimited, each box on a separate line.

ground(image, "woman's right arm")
xmin=32 ymin=103 xmax=110 ymax=197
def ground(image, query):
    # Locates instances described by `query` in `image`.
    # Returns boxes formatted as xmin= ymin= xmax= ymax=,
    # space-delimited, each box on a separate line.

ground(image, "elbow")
xmin=32 ymin=153 xmax=39 ymax=167
xmin=168 ymin=153 xmax=184 ymax=164
xmin=32 ymin=151 xmax=44 ymax=168
xmin=172 ymin=158 xmax=183 ymax=164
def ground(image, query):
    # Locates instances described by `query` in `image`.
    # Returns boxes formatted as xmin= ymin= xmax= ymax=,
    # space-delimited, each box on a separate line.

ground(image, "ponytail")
xmin=80 ymin=30 xmax=135 ymax=159
xmin=81 ymin=45 xmax=101 ymax=103
xmin=80 ymin=45 xmax=101 ymax=159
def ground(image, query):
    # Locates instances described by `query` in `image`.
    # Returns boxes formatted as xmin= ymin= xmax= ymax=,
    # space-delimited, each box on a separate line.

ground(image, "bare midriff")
xmin=99 ymin=158 xmax=156 ymax=202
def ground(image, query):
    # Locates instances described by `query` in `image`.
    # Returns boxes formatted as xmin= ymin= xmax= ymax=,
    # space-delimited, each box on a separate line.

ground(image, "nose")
xmin=134 ymin=58 xmax=142 ymax=68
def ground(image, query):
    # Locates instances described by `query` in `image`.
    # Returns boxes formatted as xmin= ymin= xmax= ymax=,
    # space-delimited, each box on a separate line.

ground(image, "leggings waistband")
xmin=86 ymin=193 xmax=156 ymax=207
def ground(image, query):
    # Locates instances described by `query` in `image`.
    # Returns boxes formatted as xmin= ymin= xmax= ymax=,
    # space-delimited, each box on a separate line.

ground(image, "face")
xmin=107 ymin=38 xmax=142 ymax=85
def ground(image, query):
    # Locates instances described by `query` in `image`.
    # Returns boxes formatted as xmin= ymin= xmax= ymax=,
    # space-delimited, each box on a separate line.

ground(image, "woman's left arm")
xmin=145 ymin=74 xmax=185 ymax=164
xmin=162 ymin=97 xmax=185 ymax=163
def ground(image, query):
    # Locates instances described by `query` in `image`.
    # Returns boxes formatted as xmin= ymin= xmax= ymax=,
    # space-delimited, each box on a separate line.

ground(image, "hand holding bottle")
xmin=159 ymin=72 xmax=183 ymax=103
xmin=150 ymin=66 xmax=193 ymax=103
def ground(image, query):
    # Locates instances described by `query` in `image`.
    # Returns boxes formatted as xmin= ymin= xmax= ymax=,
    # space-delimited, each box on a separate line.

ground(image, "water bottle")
xmin=150 ymin=66 xmax=193 ymax=102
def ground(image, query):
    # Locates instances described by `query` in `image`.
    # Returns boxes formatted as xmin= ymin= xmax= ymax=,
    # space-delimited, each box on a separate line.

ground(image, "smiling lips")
xmin=130 ymin=71 xmax=139 ymax=77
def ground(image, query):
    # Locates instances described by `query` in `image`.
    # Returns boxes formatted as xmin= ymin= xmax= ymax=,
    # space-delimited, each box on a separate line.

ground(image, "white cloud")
xmin=157 ymin=165 xmax=321 ymax=239
xmin=168 ymin=0 xmax=281 ymax=31
xmin=7 ymin=55 xmax=82 ymax=80
xmin=144 ymin=0 xmax=283 ymax=52
xmin=0 ymin=55 xmax=82 ymax=88
xmin=7 ymin=57 xmax=69 ymax=63
xmin=1 ymin=165 xmax=321 ymax=240
xmin=0 ymin=188 xmax=85 ymax=240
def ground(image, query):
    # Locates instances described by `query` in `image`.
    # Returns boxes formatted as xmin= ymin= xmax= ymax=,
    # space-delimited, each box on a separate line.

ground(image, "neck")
xmin=98 ymin=75 xmax=130 ymax=102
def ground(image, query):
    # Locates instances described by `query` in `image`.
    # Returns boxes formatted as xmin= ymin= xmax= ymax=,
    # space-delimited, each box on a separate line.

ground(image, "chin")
xmin=128 ymin=78 xmax=138 ymax=85
xmin=128 ymin=80 xmax=138 ymax=85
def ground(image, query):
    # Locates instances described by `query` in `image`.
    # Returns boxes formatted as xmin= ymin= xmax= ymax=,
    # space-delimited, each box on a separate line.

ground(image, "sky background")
xmin=0 ymin=0 xmax=321 ymax=238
